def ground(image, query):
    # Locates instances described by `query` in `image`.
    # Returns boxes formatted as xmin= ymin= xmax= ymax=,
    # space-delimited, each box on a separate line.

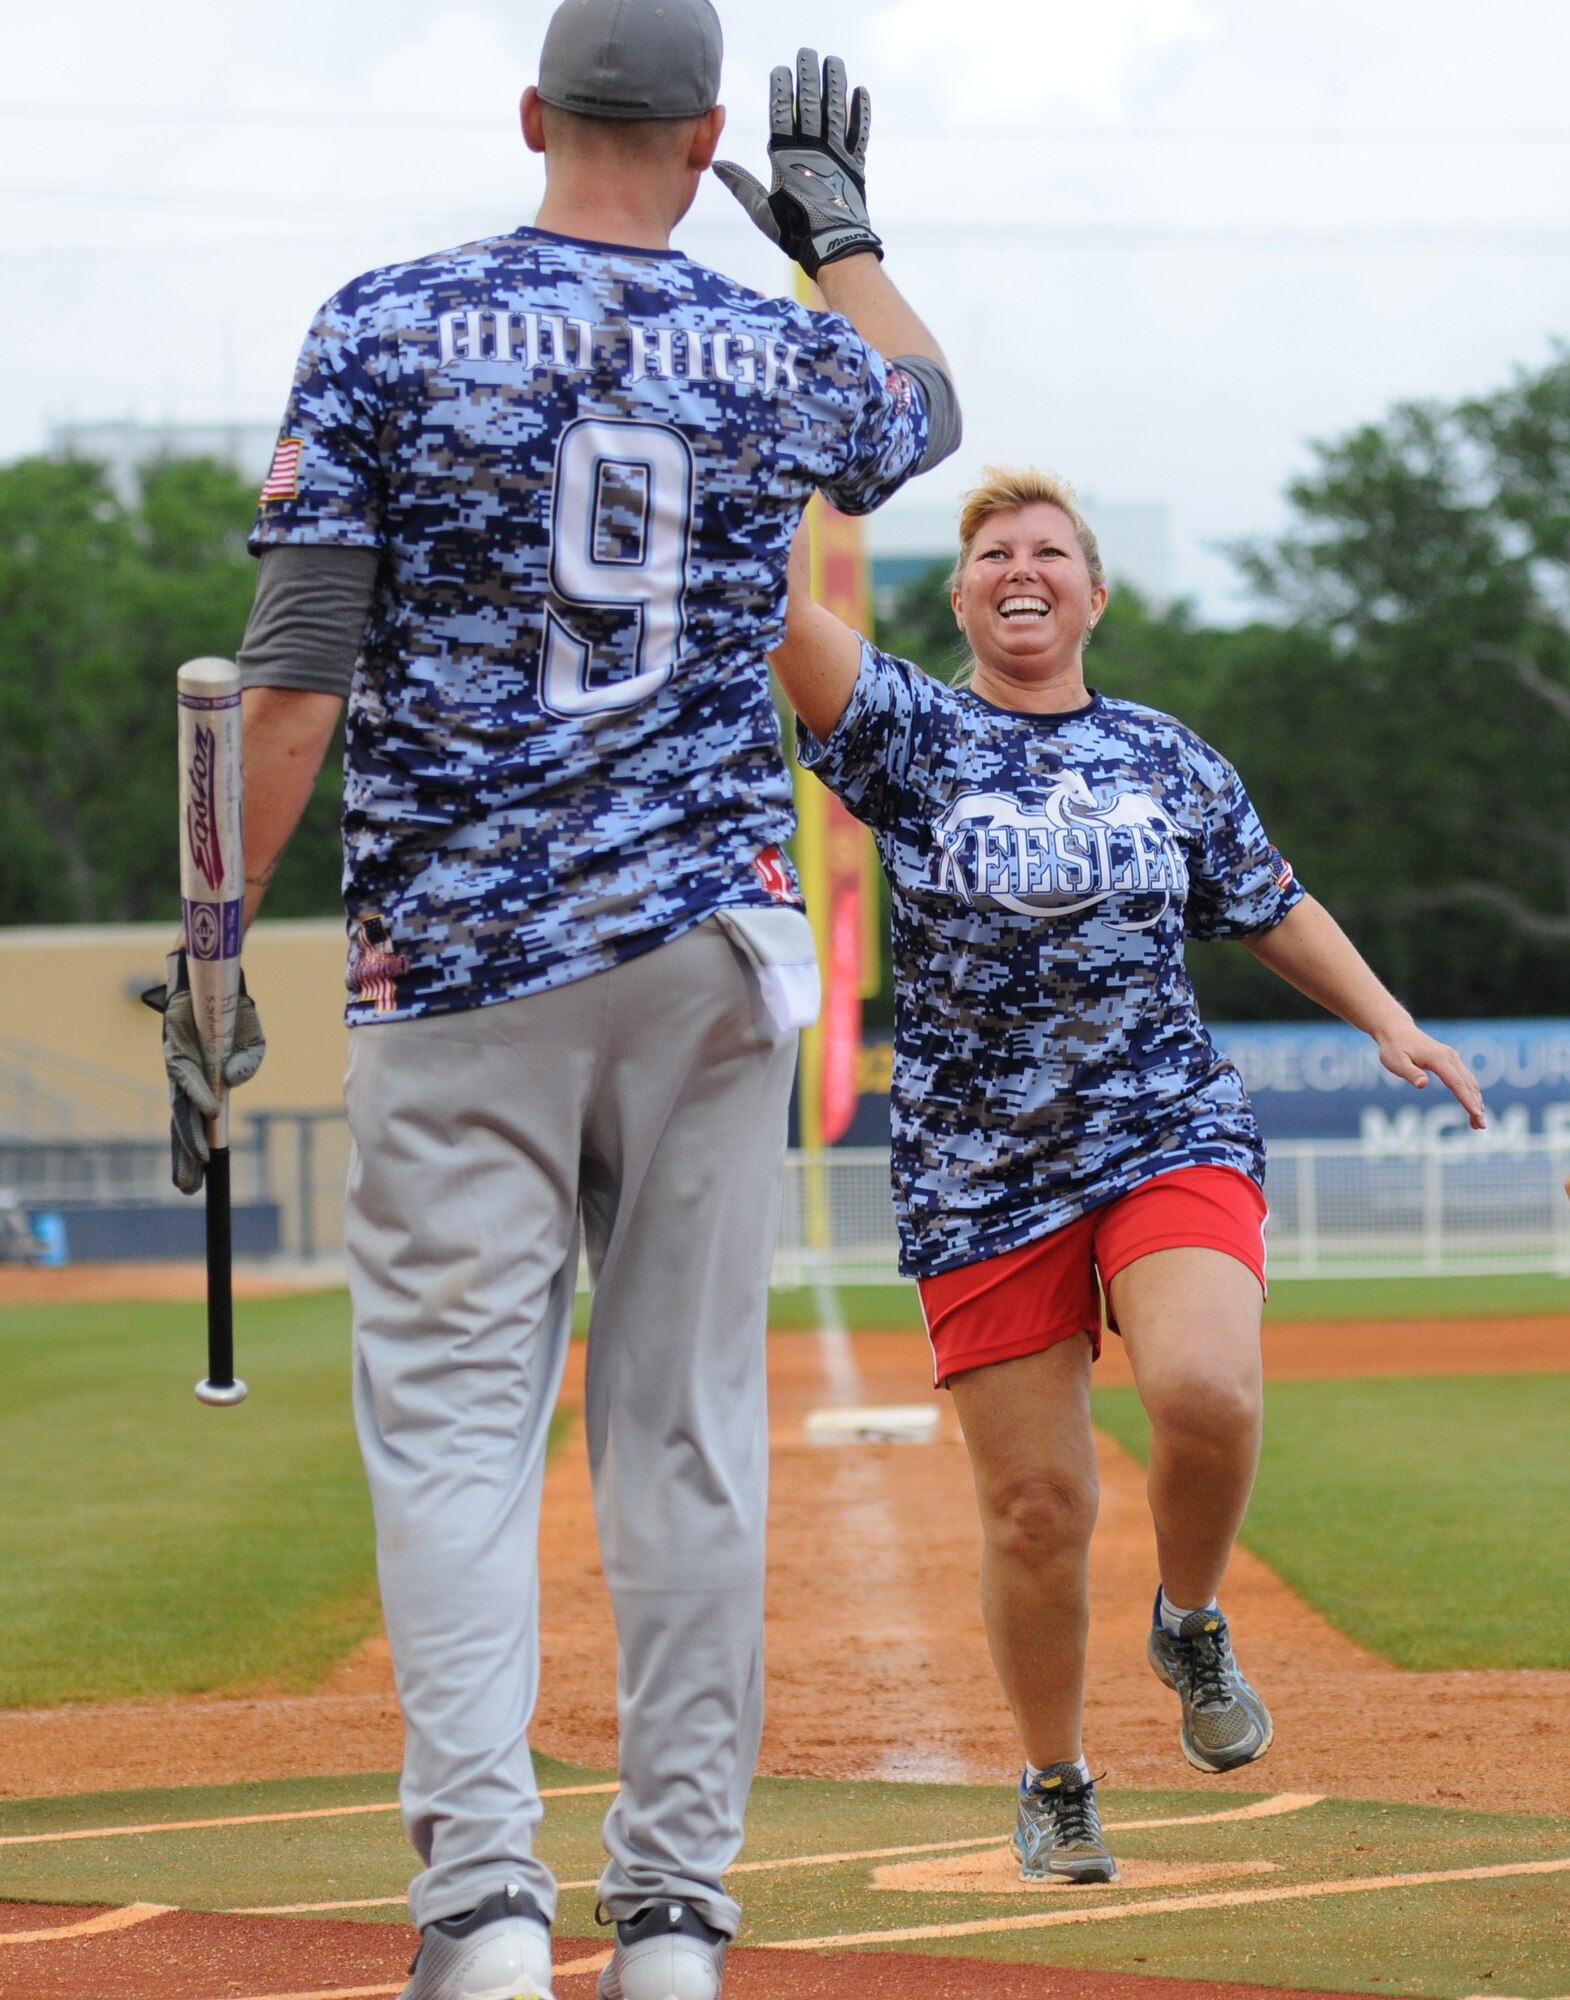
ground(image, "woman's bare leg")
xmin=947 ymin=1333 xmax=1099 ymax=1767
xmin=1110 ymin=1247 xmax=1264 ymax=1609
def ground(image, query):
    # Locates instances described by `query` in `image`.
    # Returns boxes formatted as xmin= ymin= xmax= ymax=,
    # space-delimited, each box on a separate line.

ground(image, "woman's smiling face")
xmin=952 ymin=501 xmax=1108 ymax=680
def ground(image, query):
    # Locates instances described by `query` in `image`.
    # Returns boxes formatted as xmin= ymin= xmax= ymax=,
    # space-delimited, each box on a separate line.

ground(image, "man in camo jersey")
xmin=231 ymin=5 xmax=959 ymax=1998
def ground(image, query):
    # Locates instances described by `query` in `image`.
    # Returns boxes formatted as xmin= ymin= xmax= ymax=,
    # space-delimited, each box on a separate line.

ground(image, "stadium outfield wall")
xmin=3 ymin=920 xmax=1566 ymax=1280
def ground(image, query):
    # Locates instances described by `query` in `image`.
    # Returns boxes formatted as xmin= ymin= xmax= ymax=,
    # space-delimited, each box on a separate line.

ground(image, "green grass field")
xmin=0 ymin=1292 xmax=376 ymax=1706
xmin=1 ymin=1279 xmax=1565 ymax=1705
xmin=3 ymin=1279 xmax=1568 ymax=1997
xmin=1 ymin=1758 xmax=1567 ymax=1997
xmin=1255 ymin=1271 xmax=1569 ymax=1323
xmin=764 ymin=1271 xmax=1570 ymax=1329
xmin=1093 ymin=1373 xmax=1570 ymax=1670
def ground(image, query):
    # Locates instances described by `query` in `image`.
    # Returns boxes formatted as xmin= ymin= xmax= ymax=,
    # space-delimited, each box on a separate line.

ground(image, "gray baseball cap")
xmin=538 ymin=0 xmax=723 ymax=121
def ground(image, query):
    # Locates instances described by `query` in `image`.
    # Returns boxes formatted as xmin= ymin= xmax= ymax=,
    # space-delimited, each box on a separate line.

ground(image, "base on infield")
xmin=803 ymin=1404 xmax=940 ymax=1445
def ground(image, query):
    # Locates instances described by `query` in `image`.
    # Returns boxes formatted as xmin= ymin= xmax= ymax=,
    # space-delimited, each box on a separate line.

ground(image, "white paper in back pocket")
xmin=713 ymin=907 xmax=823 ymax=1032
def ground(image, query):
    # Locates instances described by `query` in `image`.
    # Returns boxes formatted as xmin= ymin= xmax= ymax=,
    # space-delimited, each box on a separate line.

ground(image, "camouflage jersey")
xmin=798 ymin=644 xmax=1305 ymax=1277
xmin=250 ymin=226 xmax=930 ymax=1025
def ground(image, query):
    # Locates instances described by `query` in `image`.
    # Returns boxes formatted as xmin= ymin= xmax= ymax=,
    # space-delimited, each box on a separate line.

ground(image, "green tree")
xmin=1234 ymin=344 xmax=1570 ymax=1015
xmin=878 ymin=556 xmax=964 ymax=681
xmin=0 ymin=455 xmax=343 ymax=925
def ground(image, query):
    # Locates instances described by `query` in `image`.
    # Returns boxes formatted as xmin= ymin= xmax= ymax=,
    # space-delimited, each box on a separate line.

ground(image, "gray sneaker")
xmin=399 ymin=1884 xmax=554 ymax=2000
xmin=596 ymin=1900 xmax=728 ymax=2000
xmin=1146 ymin=1597 xmax=1274 ymax=1774
xmin=1011 ymin=1763 xmax=1119 ymax=1884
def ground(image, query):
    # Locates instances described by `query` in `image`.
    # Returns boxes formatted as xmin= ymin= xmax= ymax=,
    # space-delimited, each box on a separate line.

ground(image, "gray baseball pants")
xmin=344 ymin=917 xmax=801 ymax=1937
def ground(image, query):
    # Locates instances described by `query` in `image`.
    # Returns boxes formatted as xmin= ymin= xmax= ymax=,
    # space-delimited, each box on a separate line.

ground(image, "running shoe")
xmin=597 ymin=1900 xmax=727 ymax=2000
xmin=399 ymin=1882 xmax=554 ymax=2000
xmin=1147 ymin=1596 xmax=1274 ymax=1773
xmin=1011 ymin=1763 xmax=1119 ymax=1884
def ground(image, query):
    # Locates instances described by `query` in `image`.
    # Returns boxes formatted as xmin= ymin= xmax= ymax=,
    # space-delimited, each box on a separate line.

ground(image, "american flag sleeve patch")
xmin=260 ymin=436 xmax=304 ymax=502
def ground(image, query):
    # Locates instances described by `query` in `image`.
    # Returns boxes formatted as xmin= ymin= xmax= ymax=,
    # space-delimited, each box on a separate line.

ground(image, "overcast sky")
xmin=6 ymin=0 xmax=1568 ymax=619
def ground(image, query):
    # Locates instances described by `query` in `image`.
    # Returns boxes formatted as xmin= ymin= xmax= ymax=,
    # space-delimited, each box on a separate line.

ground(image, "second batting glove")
xmin=141 ymin=950 xmax=265 ymax=1194
xmin=714 ymin=49 xmax=883 ymax=278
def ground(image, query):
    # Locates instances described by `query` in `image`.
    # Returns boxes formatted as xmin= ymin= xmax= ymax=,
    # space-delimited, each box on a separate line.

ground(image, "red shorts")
xmin=916 ymin=1166 xmax=1268 ymax=1388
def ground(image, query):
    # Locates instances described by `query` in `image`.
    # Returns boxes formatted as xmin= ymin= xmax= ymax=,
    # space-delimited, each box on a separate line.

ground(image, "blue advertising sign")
xmin=1210 ymin=1020 xmax=1570 ymax=1146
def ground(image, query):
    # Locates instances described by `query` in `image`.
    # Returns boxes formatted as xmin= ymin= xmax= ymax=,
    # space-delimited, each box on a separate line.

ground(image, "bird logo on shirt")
xmin=933 ymin=773 xmax=1183 ymax=926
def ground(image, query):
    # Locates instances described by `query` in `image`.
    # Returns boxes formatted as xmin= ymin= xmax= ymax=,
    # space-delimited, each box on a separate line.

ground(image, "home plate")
xmin=872 ymin=1851 xmax=1280 ymax=1895
xmin=804 ymin=1405 xmax=940 ymax=1445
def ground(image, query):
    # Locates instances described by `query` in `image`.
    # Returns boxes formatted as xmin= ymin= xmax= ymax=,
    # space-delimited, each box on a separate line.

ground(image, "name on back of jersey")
xmin=437 ymin=309 xmax=801 ymax=394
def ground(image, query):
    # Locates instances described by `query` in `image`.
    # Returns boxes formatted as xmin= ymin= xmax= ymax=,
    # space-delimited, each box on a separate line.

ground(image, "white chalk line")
xmin=1118 ymin=1791 xmax=1325 ymax=1830
xmin=555 ymin=1949 xmax=614 ymax=1984
xmin=235 ymin=1793 xmax=1324 ymax=1915
xmin=762 ymin=1853 xmax=1570 ymax=1948
xmin=0 ymin=1780 xmax=618 ymax=1851
xmin=203 ymin=1989 xmax=400 ymax=2000
xmin=199 ymin=1954 xmax=613 ymax=2000
xmin=12 ymin=1841 xmax=1561 ymax=1990
xmin=185 ymin=1886 xmax=1570 ymax=2000
xmin=0 ymin=1900 xmax=171 ymax=1943
xmin=238 ymin=1895 xmax=408 ymax=1915
xmin=798 ymin=1296 xmax=969 ymax=1785
xmin=0 ymin=1803 xmax=398 ymax=1851
xmin=239 ymin=1895 xmax=408 ymax=1915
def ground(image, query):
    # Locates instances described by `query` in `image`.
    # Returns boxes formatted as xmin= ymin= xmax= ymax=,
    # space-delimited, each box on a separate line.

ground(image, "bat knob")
xmin=196 ymin=1377 xmax=249 ymax=1407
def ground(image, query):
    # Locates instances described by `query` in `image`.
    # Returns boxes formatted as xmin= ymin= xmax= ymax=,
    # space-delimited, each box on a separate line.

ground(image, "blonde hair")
xmin=948 ymin=466 xmax=1106 ymax=598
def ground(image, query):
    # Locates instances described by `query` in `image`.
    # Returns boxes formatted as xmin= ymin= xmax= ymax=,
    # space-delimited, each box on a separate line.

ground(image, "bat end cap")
xmin=177 ymin=656 xmax=241 ymax=693
xmin=196 ymin=1377 xmax=249 ymax=1407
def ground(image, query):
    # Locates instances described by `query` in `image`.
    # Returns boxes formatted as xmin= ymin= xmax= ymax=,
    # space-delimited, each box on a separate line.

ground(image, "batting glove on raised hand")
xmin=714 ymin=49 xmax=883 ymax=278
xmin=141 ymin=950 xmax=265 ymax=1195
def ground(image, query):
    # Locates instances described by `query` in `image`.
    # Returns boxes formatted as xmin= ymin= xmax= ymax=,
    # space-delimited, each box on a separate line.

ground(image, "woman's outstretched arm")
xmin=1243 ymin=896 xmax=1486 ymax=1128
xmin=769 ymin=517 xmax=866 ymax=742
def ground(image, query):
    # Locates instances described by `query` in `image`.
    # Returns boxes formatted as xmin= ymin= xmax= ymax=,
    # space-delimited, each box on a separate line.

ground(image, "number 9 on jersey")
xmin=541 ymin=418 xmax=697 ymax=718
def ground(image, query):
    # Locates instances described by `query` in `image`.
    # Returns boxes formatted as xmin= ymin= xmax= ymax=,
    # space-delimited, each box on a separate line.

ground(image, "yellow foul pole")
xmin=789 ymin=272 xmax=881 ymax=1195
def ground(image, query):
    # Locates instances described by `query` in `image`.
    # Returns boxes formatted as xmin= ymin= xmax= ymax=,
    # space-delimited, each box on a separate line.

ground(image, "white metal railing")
xmin=775 ymin=1137 xmax=1570 ymax=1284
xmin=0 ymin=1111 xmax=348 ymax=1264
xmin=1258 ymin=1135 xmax=1570 ymax=1278
xmin=5 ymin=1124 xmax=1568 ymax=1281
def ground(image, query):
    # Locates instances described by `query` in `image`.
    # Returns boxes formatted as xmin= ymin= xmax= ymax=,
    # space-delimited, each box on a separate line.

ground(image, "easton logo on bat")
xmin=185 ymin=724 xmax=225 ymax=892
xmin=184 ymin=898 xmax=242 ymax=962
xmin=190 ymin=902 xmax=221 ymax=960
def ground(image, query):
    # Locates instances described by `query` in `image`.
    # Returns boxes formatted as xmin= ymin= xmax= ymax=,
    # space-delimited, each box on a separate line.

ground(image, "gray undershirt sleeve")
xmin=237 ymin=544 xmax=379 ymax=697
xmin=893 ymin=355 xmax=963 ymax=474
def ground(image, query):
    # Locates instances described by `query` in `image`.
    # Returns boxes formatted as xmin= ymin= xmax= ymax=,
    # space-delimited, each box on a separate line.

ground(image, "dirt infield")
xmin=0 ymin=1901 xmax=1369 ymax=2000
xmin=1 ymin=1314 xmax=1566 ymax=1818
xmin=0 ymin=1262 xmax=329 ymax=1307
xmin=1 ymin=1307 xmax=1567 ymax=1995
